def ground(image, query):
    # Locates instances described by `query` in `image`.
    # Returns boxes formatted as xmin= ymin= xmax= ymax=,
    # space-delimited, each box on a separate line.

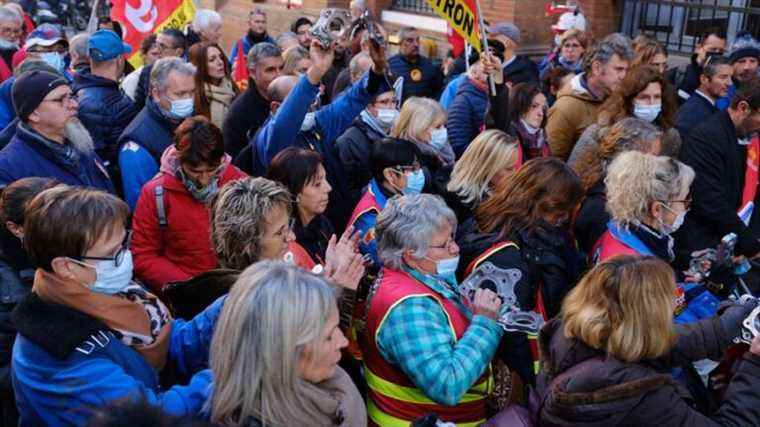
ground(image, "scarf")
xmin=176 ymin=167 xmax=220 ymax=203
xmin=515 ymin=119 xmax=549 ymax=159
xmin=359 ymin=110 xmax=389 ymax=135
xmin=205 ymin=78 xmax=237 ymax=129
xmin=246 ymin=30 xmax=270 ymax=45
xmin=630 ymin=222 xmax=675 ymax=262
xmin=415 ymin=137 xmax=455 ymax=167
xmin=298 ymin=367 xmax=367 ymax=427
xmin=32 ymin=270 xmax=173 ymax=368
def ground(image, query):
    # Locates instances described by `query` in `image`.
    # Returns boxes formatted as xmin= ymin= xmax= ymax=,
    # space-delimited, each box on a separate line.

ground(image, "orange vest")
xmin=363 ymin=267 xmax=491 ymax=427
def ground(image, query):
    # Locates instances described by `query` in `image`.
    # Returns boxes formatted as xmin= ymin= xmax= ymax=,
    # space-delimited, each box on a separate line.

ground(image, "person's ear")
xmin=5 ymin=221 xmax=23 ymax=239
xmin=50 ymin=257 xmax=79 ymax=281
xmin=699 ymin=73 xmax=708 ymax=88
xmin=27 ymin=109 xmax=41 ymax=125
xmin=591 ymin=60 xmax=602 ymax=77
xmin=650 ymin=200 xmax=663 ymax=220
xmin=151 ymin=86 xmax=160 ymax=102
xmin=401 ymin=248 xmax=418 ymax=268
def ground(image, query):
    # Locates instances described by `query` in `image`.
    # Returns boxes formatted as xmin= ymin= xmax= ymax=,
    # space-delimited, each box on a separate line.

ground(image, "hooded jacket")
xmin=537 ymin=316 xmax=760 ymax=426
xmin=131 ymin=147 xmax=246 ymax=293
xmin=546 ymin=73 xmax=604 ymax=161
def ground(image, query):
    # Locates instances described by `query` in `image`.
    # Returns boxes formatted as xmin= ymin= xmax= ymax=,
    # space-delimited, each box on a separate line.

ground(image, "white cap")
xmin=551 ymin=11 xmax=587 ymax=33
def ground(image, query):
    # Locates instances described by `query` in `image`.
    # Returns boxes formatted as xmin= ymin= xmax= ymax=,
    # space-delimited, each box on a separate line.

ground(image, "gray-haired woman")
xmin=208 ymin=261 xmax=366 ymax=427
xmin=362 ymin=193 xmax=503 ymax=426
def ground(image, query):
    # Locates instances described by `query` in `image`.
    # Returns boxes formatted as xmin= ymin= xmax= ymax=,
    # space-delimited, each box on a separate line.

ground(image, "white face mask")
xmin=659 ymin=202 xmax=687 ymax=235
xmin=429 ymin=127 xmax=448 ymax=150
xmin=633 ymin=103 xmax=662 ymax=123
xmin=376 ymin=108 xmax=399 ymax=128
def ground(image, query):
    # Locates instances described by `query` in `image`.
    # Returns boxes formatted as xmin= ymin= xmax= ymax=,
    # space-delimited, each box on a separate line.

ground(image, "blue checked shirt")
xmin=376 ymin=268 xmax=504 ymax=406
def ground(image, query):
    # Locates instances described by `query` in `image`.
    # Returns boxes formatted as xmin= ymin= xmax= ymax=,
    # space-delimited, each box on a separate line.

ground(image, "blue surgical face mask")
xmin=376 ymin=108 xmax=399 ymax=128
xmin=403 ymin=169 xmax=425 ymax=195
xmin=169 ymin=97 xmax=194 ymax=119
xmin=429 ymin=127 xmax=448 ymax=151
xmin=429 ymin=255 xmax=460 ymax=283
xmin=633 ymin=103 xmax=661 ymax=123
xmin=41 ymin=52 xmax=65 ymax=74
xmin=70 ymin=250 xmax=134 ymax=295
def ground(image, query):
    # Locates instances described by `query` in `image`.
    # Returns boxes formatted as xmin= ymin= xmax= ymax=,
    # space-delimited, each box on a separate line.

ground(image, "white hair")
xmin=150 ymin=57 xmax=197 ymax=92
xmin=0 ymin=6 xmax=21 ymax=26
xmin=193 ymin=9 xmax=222 ymax=32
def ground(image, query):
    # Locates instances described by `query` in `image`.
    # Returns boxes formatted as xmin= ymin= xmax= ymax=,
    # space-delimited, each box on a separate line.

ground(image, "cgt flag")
xmin=111 ymin=0 xmax=196 ymax=68
xmin=426 ymin=0 xmax=481 ymax=52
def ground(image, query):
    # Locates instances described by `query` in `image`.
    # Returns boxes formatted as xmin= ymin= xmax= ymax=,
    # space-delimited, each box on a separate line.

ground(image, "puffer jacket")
xmin=74 ymin=71 xmax=139 ymax=166
xmin=11 ymin=289 xmax=224 ymax=427
xmin=537 ymin=315 xmax=760 ymax=426
xmin=546 ymin=73 xmax=604 ymax=161
xmin=131 ymin=146 xmax=246 ymax=293
xmin=446 ymin=76 xmax=488 ymax=158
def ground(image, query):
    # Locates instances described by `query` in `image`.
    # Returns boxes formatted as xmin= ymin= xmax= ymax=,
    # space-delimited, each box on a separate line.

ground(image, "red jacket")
xmin=132 ymin=147 xmax=246 ymax=293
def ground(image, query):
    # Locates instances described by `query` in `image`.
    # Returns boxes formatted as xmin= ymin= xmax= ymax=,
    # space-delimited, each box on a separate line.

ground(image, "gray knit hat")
xmin=729 ymin=31 xmax=760 ymax=64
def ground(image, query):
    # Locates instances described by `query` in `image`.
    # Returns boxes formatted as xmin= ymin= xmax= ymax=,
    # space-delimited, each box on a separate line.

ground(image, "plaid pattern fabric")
xmin=376 ymin=270 xmax=504 ymax=405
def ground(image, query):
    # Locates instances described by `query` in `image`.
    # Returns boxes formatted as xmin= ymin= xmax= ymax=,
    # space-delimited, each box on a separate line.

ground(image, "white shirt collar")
xmin=694 ymin=90 xmax=716 ymax=107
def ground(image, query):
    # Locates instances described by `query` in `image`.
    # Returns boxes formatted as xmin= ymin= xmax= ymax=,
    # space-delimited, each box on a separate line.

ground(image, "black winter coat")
xmin=389 ymin=54 xmax=443 ymax=102
xmin=335 ymin=116 xmax=386 ymax=202
xmin=574 ymin=179 xmax=608 ymax=255
xmin=222 ymin=80 xmax=270 ymax=159
xmin=538 ymin=315 xmax=760 ymax=426
xmin=503 ymin=55 xmax=539 ymax=86
xmin=74 ymin=72 xmax=139 ymax=165
xmin=675 ymin=92 xmax=719 ymax=143
xmin=676 ymin=111 xmax=760 ymax=263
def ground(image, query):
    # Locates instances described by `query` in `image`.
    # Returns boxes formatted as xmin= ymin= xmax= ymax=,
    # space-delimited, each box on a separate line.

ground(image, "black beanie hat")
xmin=12 ymin=70 xmax=68 ymax=122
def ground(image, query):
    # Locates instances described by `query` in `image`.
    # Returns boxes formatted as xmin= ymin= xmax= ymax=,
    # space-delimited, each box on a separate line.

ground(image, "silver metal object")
xmin=309 ymin=8 xmax=352 ymax=48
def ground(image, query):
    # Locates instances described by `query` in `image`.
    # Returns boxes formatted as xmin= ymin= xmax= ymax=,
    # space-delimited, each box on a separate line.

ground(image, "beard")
xmin=64 ymin=118 xmax=94 ymax=155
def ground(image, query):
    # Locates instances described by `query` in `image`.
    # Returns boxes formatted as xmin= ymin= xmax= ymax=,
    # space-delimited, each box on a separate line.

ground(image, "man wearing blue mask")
xmin=23 ymin=24 xmax=70 ymax=79
xmin=74 ymin=29 xmax=138 ymax=193
xmin=118 ymin=57 xmax=196 ymax=209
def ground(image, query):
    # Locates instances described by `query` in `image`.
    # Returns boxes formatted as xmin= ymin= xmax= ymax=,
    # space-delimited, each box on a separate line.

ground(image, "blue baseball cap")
xmin=88 ymin=29 xmax=132 ymax=61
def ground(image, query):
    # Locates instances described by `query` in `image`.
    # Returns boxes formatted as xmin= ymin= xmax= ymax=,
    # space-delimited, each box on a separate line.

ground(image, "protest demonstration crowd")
xmin=1 ymin=0 xmax=760 ymax=425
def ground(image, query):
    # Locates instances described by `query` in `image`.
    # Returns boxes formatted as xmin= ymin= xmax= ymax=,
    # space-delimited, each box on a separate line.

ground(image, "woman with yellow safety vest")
xmin=363 ymin=194 xmax=504 ymax=427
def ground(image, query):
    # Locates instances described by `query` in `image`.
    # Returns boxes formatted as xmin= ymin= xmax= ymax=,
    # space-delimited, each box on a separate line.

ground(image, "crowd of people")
xmin=0 ymin=1 xmax=759 ymax=426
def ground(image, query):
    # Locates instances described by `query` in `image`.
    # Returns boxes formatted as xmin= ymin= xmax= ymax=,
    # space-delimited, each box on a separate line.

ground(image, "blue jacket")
xmin=439 ymin=74 xmax=464 ymax=110
xmin=446 ymin=77 xmax=488 ymax=158
xmin=352 ymin=179 xmax=390 ymax=268
xmin=252 ymin=70 xmax=390 ymax=229
xmin=0 ymin=76 xmax=14 ymax=131
xmin=118 ymin=99 xmax=180 ymax=209
xmin=0 ymin=123 xmax=114 ymax=192
xmin=228 ymin=32 xmax=275 ymax=66
xmin=74 ymin=72 xmax=139 ymax=166
xmin=11 ymin=292 xmax=225 ymax=426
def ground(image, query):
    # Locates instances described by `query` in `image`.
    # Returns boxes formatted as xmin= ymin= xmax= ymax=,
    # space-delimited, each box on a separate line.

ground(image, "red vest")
xmin=348 ymin=186 xmax=382 ymax=228
xmin=363 ymin=268 xmax=490 ymax=426
xmin=288 ymin=241 xmax=318 ymax=271
xmin=592 ymin=230 xmax=639 ymax=264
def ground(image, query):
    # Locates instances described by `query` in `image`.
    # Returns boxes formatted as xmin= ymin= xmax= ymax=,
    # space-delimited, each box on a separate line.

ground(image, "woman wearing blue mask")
xmin=11 ymin=185 xmax=223 ymax=425
xmin=131 ymin=116 xmax=246 ymax=294
xmin=363 ymin=193 xmax=503 ymax=427
xmin=348 ymin=138 xmax=423 ymax=269
xmin=392 ymin=96 xmax=455 ymax=170
xmin=459 ymin=157 xmax=584 ymax=388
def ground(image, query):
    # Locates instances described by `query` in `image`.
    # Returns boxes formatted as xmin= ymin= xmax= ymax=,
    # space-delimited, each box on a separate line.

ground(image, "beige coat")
xmin=545 ymin=73 xmax=604 ymax=161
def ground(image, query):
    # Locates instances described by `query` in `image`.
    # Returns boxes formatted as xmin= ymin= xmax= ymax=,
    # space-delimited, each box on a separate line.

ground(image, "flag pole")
xmin=474 ymin=0 xmax=496 ymax=96
xmin=465 ymin=41 xmax=470 ymax=73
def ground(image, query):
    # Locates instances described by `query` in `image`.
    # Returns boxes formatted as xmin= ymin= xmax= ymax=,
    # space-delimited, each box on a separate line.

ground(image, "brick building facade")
xmin=204 ymin=0 xmax=621 ymax=58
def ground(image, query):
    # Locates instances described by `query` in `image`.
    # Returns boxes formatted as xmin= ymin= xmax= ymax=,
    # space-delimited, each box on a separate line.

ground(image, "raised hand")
xmin=307 ymin=39 xmax=335 ymax=85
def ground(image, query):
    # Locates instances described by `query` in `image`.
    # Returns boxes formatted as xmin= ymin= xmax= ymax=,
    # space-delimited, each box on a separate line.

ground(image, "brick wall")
xmin=207 ymin=0 xmax=621 ymax=58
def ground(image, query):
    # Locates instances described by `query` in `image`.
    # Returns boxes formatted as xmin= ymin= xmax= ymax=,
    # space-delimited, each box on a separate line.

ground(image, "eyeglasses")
xmin=43 ymin=92 xmax=78 ymax=106
xmin=393 ymin=163 xmax=421 ymax=174
xmin=273 ymin=218 xmax=295 ymax=241
xmin=562 ymin=42 xmax=582 ymax=49
xmin=0 ymin=27 xmax=21 ymax=37
xmin=374 ymin=98 xmax=397 ymax=107
xmin=71 ymin=231 xmax=132 ymax=268
xmin=429 ymin=236 xmax=456 ymax=251
xmin=156 ymin=42 xmax=178 ymax=52
xmin=661 ymin=198 xmax=692 ymax=211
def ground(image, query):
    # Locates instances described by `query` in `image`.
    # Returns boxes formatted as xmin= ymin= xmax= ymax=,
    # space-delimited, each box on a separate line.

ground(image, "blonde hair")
xmin=209 ymin=261 xmax=338 ymax=426
xmin=559 ymin=28 xmax=589 ymax=49
xmin=605 ymin=151 xmax=694 ymax=227
xmin=561 ymin=255 xmax=677 ymax=363
xmin=391 ymin=97 xmax=446 ymax=142
xmin=447 ymin=130 xmax=519 ymax=204
xmin=282 ymin=45 xmax=309 ymax=76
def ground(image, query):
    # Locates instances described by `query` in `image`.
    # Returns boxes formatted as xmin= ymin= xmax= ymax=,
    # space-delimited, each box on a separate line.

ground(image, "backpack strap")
xmin=155 ymin=185 xmax=167 ymax=229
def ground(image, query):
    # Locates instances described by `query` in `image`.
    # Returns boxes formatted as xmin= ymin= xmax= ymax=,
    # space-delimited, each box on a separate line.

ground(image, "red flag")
xmin=111 ymin=0 xmax=196 ymax=67
xmin=232 ymin=40 xmax=249 ymax=91
xmin=447 ymin=24 xmax=465 ymax=58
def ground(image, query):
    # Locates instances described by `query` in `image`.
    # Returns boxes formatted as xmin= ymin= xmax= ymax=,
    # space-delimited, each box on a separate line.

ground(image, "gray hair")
xmin=275 ymin=31 xmax=298 ymax=49
xmin=208 ymin=260 xmax=338 ymax=426
xmin=583 ymin=32 xmax=634 ymax=74
xmin=247 ymin=42 xmax=282 ymax=67
xmin=150 ymin=57 xmax=197 ymax=92
xmin=0 ymin=6 xmax=21 ymax=26
xmin=397 ymin=26 xmax=418 ymax=42
xmin=376 ymin=194 xmax=457 ymax=269
xmin=193 ymin=9 xmax=222 ymax=32
xmin=69 ymin=33 xmax=89 ymax=59
xmin=250 ymin=7 xmax=266 ymax=18
xmin=349 ymin=52 xmax=372 ymax=82
xmin=209 ymin=177 xmax=292 ymax=270
xmin=606 ymin=151 xmax=695 ymax=227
